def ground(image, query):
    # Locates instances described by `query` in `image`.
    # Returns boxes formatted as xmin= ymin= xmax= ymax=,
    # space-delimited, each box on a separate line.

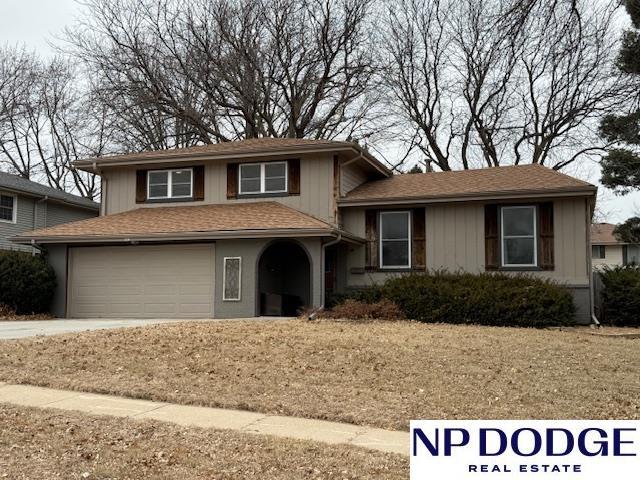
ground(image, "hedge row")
xmin=329 ymin=271 xmax=575 ymax=328
xmin=600 ymin=266 xmax=640 ymax=327
xmin=0 ymin=250 xmax=56 ymax=315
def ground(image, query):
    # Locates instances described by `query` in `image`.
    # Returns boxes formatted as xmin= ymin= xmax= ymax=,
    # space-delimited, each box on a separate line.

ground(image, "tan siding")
xmin=342 ymin=197 xmax=590 ymax=288
xmin=592 ymin=245 xmax=624 ymax=268
xmin=103 ymin=153 xmax=336 ymax=224
xmin=340 ymin=163 xmax=368 ymax=195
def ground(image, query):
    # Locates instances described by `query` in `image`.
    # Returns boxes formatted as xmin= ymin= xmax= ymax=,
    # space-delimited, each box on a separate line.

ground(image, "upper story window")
xmin=0 ymin=193 xmax=16 ymax=223
xmin=147 ymin=168 xmax=193 ymax=200
xmin=239 ymin=162 xmax=287 ymax=195
xmin=592 ymin=245 xmax=606 ymax=259
xmin=380 ymin=211 xmax=411 ymax=268
xmin=501 ymin=206 xmax=537 ymax=267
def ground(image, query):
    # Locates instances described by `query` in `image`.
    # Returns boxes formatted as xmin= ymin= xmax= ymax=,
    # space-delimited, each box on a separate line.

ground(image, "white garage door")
xmin=68 ymin=244 xmax=215 ymax=318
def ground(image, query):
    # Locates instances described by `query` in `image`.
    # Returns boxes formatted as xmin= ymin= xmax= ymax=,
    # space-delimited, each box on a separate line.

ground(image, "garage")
xmin=67 ymin=244 xmax=215 ymax=318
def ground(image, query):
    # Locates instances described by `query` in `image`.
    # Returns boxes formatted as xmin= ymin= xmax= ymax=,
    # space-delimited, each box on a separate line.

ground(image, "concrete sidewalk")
xmin=0 ymin=383 xmax=407 ymax=456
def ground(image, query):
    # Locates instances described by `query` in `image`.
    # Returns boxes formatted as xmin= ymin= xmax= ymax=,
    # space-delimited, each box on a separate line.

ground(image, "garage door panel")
xmin=69 ymin=245 xmax=214 ymax=319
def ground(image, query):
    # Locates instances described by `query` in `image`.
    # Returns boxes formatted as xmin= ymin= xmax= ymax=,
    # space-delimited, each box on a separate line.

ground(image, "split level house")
xmin=13 ymin=139 xmax=597 ymax=323
xmin=0 ymin=171 xmax=98 ymax=253
xmin=591 ymin=223 xmax=640 ymax=268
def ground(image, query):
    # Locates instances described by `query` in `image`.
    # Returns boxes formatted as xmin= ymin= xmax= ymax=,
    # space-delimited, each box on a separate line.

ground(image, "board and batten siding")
xmin=102 ymin=153 xmax=337 ymax=224
xmin=342 ymin=196 xmax=590 ymax=288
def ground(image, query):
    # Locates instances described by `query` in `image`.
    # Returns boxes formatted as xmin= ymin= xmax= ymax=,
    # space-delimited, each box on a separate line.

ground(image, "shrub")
xmin=380 ymin=271 xmax=575 ymax=327
xmin=600 ymin=266 xmax=640 ymax=327
xmin=320 ymin=299 xmax=405 ymax=321
xmin=333 ymin=271 xmax=575 ymax=327
xmin=0 ymin=251 xmax=56 ymax=315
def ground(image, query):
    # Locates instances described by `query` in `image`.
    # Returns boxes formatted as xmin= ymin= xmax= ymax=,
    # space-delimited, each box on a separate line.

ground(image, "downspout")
xmin=587 ymin=197 xmax=600 ymax=326
xmin=311 ymin=233 xmax=342 ymax=319
xmin=31 ymin=196 xmax=48 ymax=256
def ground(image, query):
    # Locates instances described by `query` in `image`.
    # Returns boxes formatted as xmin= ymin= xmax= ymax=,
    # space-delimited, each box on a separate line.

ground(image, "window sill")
xmin=351 ymin=266 xmax=426 ymax=274
xmin=494 ymin=266 xmax=544 ymax=272
xmin=0 ymin=219 xmax=16 ymax=224
xmin=143 ymin=197 xmax=196 ymax=204
xmin=237 ymin=192 xmax=291 ymax=199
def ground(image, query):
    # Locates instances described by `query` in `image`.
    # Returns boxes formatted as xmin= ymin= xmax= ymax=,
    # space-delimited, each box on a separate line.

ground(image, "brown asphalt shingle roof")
xmin=591 ymin=223 xmax=624 ymax=245
xmin=341 ymin=164 xmax=595 ymax=203
xmin=14 ymin=202 xmax=337 ymax=241
xmin=75 ymin=138 xmax=390 ymax=170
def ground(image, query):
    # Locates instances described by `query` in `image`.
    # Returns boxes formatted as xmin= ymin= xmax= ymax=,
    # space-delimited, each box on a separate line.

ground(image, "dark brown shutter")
xmin=193 ymin=165 xmax=205 ymax=201
xmin=135 ymin=170 xmax=147 ymax=203
xmin=288 ymin=158 xmax=300 ymax=195
xmin=412 ymin=208 xmax=426 ymax=270
xmin=227 ymin=163 xmax=238 ymax=199
xmin=484 ymin=204 xmax=499 ymax=270
xmin=538 ymin=202 xmax=554 ymax=270
xmin=365 ymin=209 xmax=379 ymax=270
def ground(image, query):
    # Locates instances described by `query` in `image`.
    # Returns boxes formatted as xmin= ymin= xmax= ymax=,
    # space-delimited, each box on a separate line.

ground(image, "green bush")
xmin=333 ymin=271 xmax=575 ymax=327
xmin=600 ymin=266 xmax=640 ymax=326
xmin=0 ymin=250 xmax=56 ymax=315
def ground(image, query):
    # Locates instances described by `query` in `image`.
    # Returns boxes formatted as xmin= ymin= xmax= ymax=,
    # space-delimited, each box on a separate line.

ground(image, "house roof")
xmin=340 ymin=164 xmax=596 ymax=205
xmin=12 ymin=201 xmax=361 ymax=244
xmin=591 ymin=223 xmax=625 ymax=245
xmin=74 ymin=138 xmax=391 ymax=176
xmin=0 ymin=171 xmax=99 ymax=210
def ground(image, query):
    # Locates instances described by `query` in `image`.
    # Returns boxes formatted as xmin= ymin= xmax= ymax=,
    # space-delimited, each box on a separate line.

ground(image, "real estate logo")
xmin=410 ymin=420 xmax=640 ymax=479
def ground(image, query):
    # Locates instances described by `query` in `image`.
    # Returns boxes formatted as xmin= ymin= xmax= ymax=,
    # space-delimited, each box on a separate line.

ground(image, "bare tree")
xmin=382 ymin=0 xmax=629 ymax=171
xmin=63 ymin=0 xmax=381 ymax=152
xmin=0 ymin=47 xmax=102 ymax=199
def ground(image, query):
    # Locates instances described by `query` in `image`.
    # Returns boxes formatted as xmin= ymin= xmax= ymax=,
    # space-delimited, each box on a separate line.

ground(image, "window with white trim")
xmin=239 ymin=162 xmax=287 ymax=194
xmin=223 ymin=257 xmax=242 ymax=301
xmin=147 ymin=168 xmax=193 ymax=199
xmin=380 ymin=211 xmax=411 ymax=268
xmin=0 ymin=193 xmax=16 ymax=223
xmin=501 ymin=206 xmax=537 ymax=267
xmin=592 ymin=245 xmax=606 ymax=259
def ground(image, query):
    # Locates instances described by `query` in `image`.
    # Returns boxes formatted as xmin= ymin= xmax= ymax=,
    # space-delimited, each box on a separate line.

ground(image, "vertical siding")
xmin=104 ymin=153 xmax=337 ymax=224
xmin=340 ymin=163 xmax=368 ymax=195
xmin=342 ymin=197 xmax=590 ymax=288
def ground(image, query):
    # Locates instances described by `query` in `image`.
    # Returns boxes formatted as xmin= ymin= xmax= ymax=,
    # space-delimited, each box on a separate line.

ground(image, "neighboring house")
xmin=591 ymin=222 xmax=640 ymax=268
xmin=12 ymin=139 xmax=596 ymax=323
xmin=0 ymin=171 xmax=99 ymax=253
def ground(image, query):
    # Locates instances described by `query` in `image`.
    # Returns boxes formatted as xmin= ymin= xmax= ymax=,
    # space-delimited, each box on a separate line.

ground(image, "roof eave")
xmin=12 ymin=227 xmax=365 ymax=245
xmin=338 ymin=187 xmax=598 ymax=207
xmin=73 ymin=143 xmax=392 ymax=177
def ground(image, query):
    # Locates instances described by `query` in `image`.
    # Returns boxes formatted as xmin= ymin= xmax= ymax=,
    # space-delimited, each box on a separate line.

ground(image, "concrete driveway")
xmin=0 ymin=319 xmax=182 ymax=340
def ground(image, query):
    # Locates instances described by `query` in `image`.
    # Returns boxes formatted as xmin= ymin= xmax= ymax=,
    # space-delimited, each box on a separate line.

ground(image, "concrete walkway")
xmin=0 ymin=317 xmax=293 ymax=340
xmin=0 ymin=383 xmax=407 ymax=456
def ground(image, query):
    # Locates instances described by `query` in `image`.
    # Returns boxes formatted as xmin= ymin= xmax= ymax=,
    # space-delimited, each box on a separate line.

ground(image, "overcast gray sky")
xmin=1 ymin=0 xmax=638 ymax=222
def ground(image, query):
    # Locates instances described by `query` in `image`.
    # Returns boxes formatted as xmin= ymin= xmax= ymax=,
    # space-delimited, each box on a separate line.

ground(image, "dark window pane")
xmin=172 ymin=170 xmax=191 ymax=184
xmin=381 ymin=212 xmax=409 ymax=239
xmin=0 ymin=195 xmax=13 ymax=208
xmin=265 ymin=162 xmax=286 ymax=178
xmin=149 ymin=184 xmax=168 ymax=198
xmin=171 ymin=183 xmax=191 ymax=197
xmin=265 ymin=177 xmax=286 ymax=192
xmin=240 ymin=178 xmax=261 ymax=193
xmin=148 ymin=171 xmax=168 ymax=186
xmin=502 ymin=207 xmax=535 ymax=236
xmin=0 ymin=206 xmax=12 ymax=221
xmin=382 ymin=240 xmax=409 ymax=267
xmin=504 ymin=238 xmax=535 ymax=265
xmin=240 ymin=164 xmax=260 ymax=180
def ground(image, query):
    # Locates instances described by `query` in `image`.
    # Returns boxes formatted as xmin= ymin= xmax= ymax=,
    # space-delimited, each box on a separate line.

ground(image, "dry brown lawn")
xmin=0 ymin=404 xmax=404 ymax=479
xmin=0 ymin=320 xmax=638 ymax=430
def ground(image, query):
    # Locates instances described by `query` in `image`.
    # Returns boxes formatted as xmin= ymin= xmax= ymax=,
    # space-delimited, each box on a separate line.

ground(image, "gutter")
xmin=338 ymin=187 xmax=598 ymax=207
xmin=12 ymin=228 xmax=365 ymax=246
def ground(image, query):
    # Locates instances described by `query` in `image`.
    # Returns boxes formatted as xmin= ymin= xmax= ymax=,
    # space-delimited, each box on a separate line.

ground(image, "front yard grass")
xmin=0 ymin=319 xmax=638 ymax=430
xmin=0 ymin=404 xmax=404 ymax=479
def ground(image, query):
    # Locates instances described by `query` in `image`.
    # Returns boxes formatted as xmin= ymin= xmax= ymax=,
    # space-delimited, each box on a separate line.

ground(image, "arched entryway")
xmin=257 ymin=240 xmax=311 ymax=316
